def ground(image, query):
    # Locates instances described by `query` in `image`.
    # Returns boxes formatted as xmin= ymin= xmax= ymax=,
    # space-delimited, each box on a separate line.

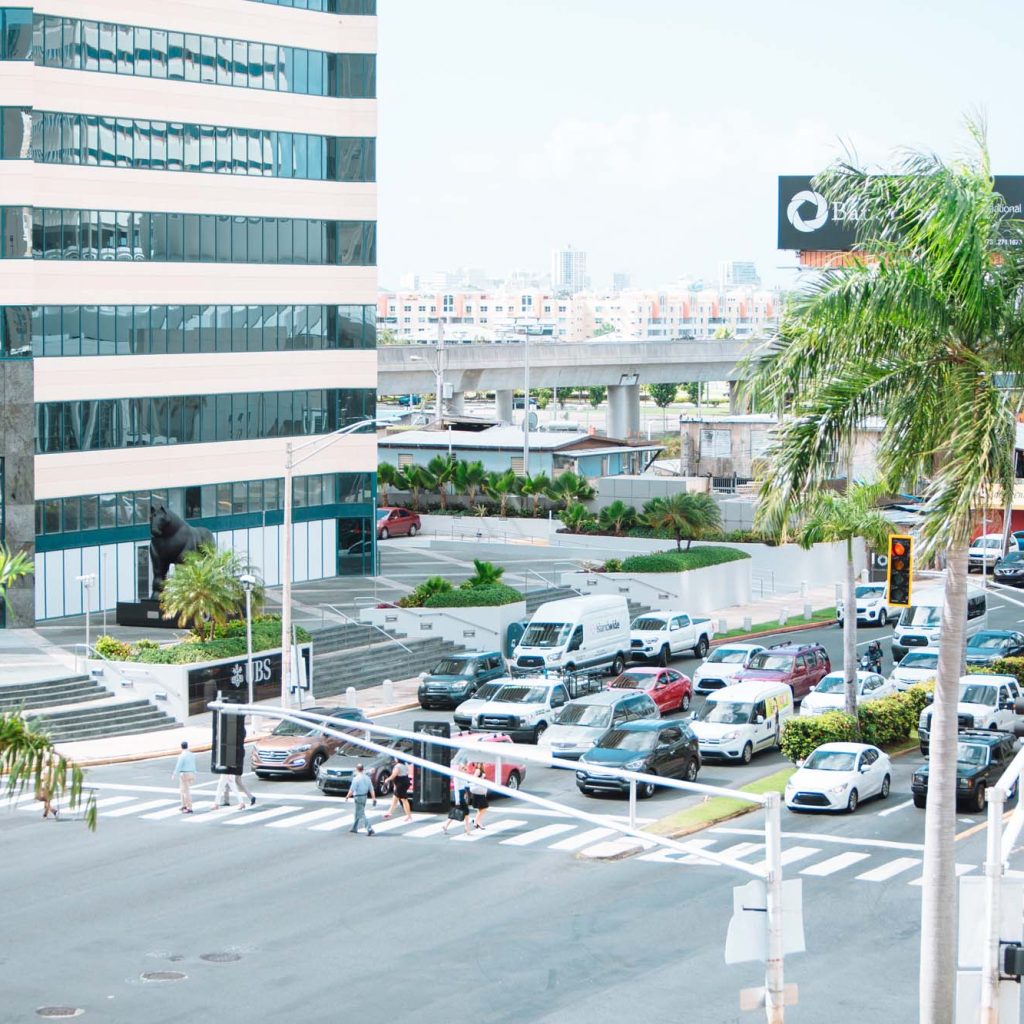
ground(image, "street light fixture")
xmin=76 ymin=573 xmax=96 ymax=654
xmin=239 ymin=573 xmax=257 ymax=709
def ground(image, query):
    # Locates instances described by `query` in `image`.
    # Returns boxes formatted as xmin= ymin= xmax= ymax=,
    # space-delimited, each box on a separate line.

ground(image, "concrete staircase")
xmin=523 ymin=585 xmax=652 ymax=620
xmin=26 ymin=698 xmax=179 ymax=743
xmin=0 ymin=675 xmax=109 ymax=714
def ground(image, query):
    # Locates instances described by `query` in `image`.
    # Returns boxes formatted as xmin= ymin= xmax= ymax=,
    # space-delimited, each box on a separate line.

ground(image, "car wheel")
xmin=913 ymin=793 xmax=927 ymax=809
xmin=658 ymin=646 xmax=670 ymax=667
xmin=408 ymin=524 xmax=418 ymax=537
xmin=379 ymin=527 xmax=389 ymax=540
xmin=879 ymin=774 xmax=891 ymax=800
xmin=694 ymin=636 xmax=709 ymax=659
xmin=974 ymin=783 xmax=987 ymax=813
xmin=740 ymin=742 xmax=753 ymax=765
xmin=684 ymin=758 xmax=699 ymax=782
xmin=533 ymin=722 xmax=547 ymax=744
xmin=507 ymin=771 xmax=521 ymax=791
xmin=310 ymin=753 xmax=326 ymax=778
xmin=846 ymin=788 xmax=859 ymax=813
xmin=680 ymin=692 xmax=691 ymax=712
xmin=376 ymin=772 xmax=393 ymax=797
xmin=878 ymin=610 xmax=888 ymax=627
xmin=577 ymin=785 xmax=592 ymax=795
xmin=639 ymin=775 xmax=657 ymax=799
xmin=611 ymin=654 xmax=626 ymax=675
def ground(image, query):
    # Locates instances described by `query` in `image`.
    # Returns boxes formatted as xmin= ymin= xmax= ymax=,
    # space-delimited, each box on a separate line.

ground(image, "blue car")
xmin=398 ymin=394 xmax=421 ymax=406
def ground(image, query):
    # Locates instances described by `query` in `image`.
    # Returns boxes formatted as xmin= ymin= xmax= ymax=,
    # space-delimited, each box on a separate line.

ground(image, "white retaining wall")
xmin=360 ymin=601 xmax=527 ymax=653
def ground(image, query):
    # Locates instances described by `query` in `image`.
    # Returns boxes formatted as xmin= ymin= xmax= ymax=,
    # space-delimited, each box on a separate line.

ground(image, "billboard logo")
xmin=786 ymin=189 xmax=829 ymax=233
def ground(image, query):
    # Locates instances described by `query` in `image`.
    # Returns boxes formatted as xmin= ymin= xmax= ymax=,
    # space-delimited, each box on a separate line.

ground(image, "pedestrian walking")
xmin=345 ymin=763 xmax=376 ymax=835
xmin=212 ymin=771 xmax=256 ymax=810
xmin=382 ymin=759 xmax=413 ymax=822
xmin=172 ymin=741 xmax=197 ymax=814
xmin=442 ymin=774 xmax=472 ymax=835
xmin=469 ymin=763 xmax=490 ymax=830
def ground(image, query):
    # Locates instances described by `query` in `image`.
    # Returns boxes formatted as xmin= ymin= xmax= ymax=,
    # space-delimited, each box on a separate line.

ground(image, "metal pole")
xmin=281 ymin=443 xmax=294 ymax=707
xmin=981 ymin=785 xmax=1006 ymax=1023
xmin=102 ymin=551 xmax=108 ymax=633
xmin=629 ymin=778 xmax=637 ymax=830
xmin=523 ymin=330 xmax=530 ymax=472
xmin=764 ymin=791 xmax=785 ymax=1024
xmin=84 ymin=582 xmax=91 ymax=653
xmin=435 ymin=317 xmax=445 ymax=425
xmin=245 ymin=585 xmax=254 ymax=709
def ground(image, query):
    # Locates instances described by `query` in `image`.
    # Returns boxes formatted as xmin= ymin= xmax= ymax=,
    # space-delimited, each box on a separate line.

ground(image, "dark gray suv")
xmin=417 ymin=651 xmax=506 ymax=709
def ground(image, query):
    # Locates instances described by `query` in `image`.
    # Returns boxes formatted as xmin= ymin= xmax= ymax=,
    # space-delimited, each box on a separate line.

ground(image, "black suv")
xmin=911 ymin=730 xmax=1018 ymax=812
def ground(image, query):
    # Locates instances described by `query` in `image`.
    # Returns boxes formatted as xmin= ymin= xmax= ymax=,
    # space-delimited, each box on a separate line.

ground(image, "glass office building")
xmin=0 ymin=2 xmax=378 ymax=624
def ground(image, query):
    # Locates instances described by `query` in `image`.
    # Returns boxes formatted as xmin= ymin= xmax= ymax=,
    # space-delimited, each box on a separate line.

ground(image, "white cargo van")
xmin=689 ymin=679 xmax=795 ymax=764
xmin=513 ymin=595 xmax=630 ymax=677
xmin=891 ymin=585 xmax=988 ymax=661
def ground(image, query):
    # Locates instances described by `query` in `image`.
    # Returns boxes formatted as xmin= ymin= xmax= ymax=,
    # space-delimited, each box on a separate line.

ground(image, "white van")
xmin=891 ymin=585 xmax=988 ymax=661
xmin=513 ymin=595 xmax=630 ymax=677
xmin=689 ymin=679 xmax=795 ymax=764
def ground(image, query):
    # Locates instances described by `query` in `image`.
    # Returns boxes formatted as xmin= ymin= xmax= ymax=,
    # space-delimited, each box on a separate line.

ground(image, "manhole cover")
xmin=199 ymin=953 xmax=240 ymax=964
xmin=140 ymin=972 xmax=187 ymax=982
xmin=35 ymin=1009 xmax=83 ymax=1019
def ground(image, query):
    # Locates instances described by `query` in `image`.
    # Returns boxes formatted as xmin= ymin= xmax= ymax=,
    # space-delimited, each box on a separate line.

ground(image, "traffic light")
xmin=887 ymin=535 xmax=913 ymax=607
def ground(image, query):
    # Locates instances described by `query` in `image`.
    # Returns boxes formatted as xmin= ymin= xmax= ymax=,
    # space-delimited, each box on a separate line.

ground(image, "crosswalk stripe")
xmin=24 ymin=795 xmax=134 ymax=813
xmin=450 ymin=819 xmax=528 ymax=842
xmin=715 ymin=841 xmax=762 ymax=861
xmin=678 ymin=839 xmax=722 ymax=865
xmin=222 ymin=805 xmax=299 ymax=826
xmin=909 ymin=864 xmax=976 ymax=886
xmin=856 ymin=857 xmax=921 ymax=882
xmin=748 ymin=846 xmax=821 ymax=872
xmin=104 ymin=799 xmax=177 ymax=818
xmin=266 ymin=808 xmax=340 ymax=829
xmin=308 ymin=815 xmax=354 ymax=832
xmin=636 ymin=848 xmax=685 ymax=864
xmin=801 ymin=852 xmax=871 ymax=877
xmin=500 ymin=823 xmax=577 ymax=847
xmin=548 ymin=827 xmax=616 ymax=851
xmin=365 ymin=813 xmax=434 ymax=833
xmin=404 ymin=820 xmax=452 ymax=838
xmin=142 ymin=805 xmax=189 ymax=820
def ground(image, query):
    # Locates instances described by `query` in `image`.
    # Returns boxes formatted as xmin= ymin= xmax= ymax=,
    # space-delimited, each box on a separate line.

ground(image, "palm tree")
xmin=452 ymin=460 xmax=487 ymax=507
xmin=642 ymin=492 xmax=721 ymax=551
xmin=598 ymin=500 xmax=637 ymax=537
xmin=377 ymin=462 xmax=399 ymax=506
xmin=425 ymin=455 xmax=455 ymax=511
xmin=763 ymin=484 xmax=894 ymax=717
xmin=518 ymin=472 xmax=552 ymax=517
xmin=159 ymin=546 xmax=259 ymax=641
xmin=484 ymin=469 xmax=519 ymax=517
xmin=0 ymin=544 xmax=34 ymax=615
xmin=546 ymin=471 xmax=595 ymax=511
xmin=559 ymin=501 xmax=596 ymax=534
xmin=464 ymin=559 xmax=505 ymax=587
xmin=397 ymin=464 xmax=428 ymax=511
xmin=748 ymin=126 xmax=1024 ymax=1024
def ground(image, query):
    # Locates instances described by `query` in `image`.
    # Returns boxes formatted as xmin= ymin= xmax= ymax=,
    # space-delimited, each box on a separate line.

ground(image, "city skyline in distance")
xmin=378 ymin=0 xmax=1024 ymax=290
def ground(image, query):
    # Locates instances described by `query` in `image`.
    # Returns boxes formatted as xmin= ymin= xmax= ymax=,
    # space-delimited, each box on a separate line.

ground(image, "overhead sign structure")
xmin=778 ymin=175 xmax=1024 ymax=252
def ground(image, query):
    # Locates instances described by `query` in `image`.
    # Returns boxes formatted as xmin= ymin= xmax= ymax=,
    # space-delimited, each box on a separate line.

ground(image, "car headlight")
xmin=292 ymin=744 xmax=312 ymax=754
xmin=974 ymin=715 xmax=987 ymax=726
xmin=575 ymin=770 xmax=587 ymax=779
xmin=721 ymin=731 xmax=738 ymax=742
xmin=827 ymin=783 xmax=848 ymax=796
xmin=913 ymin=773 xmax=926 ymax=784
xmin=958 ymin=778 xmax=973 ymax=789
xmin=625 ymin=758 xmax=648 ymax=771
xmin=549 ymin=652 xmax=562 ymax=662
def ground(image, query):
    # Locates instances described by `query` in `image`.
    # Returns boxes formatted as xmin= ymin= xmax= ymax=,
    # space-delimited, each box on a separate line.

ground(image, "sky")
xmin=378 ymin=0 xmax=1023 ymax=291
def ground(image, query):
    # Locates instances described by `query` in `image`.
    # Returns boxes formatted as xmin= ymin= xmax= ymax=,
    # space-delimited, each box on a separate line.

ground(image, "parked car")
xmin=397 ymin=394 xmax=422 ymax=406
xmin=692 ymin=643 xmax=767 ymax=694
xmin=969 ymin=532 xmax=1005 ymax=573
xmin=376 ymin=506 xmax=421 ymax=539
xmin=689 ymin=679 xmax=794 ymax=764
xmin=798 ymin=671 xmax=896 ymax=717
xmin=453 ymin=680 xmax=509 ymax=730
xmin=784 ymin=742 xmax=892 ymax=813
xmin=628 ymin=610 xmax=715 ymax=664
xmin=733 ymin=642 xmax=831 ymax=702
xmin=513 ymin=595 xmax=630 ymax=677
xmin=892 ymin=584 xmax=988 ymax=661
xmin=912 ymin=731 xmax=1018 ymax=812
xmin=994 ymin=550 xmax=1024 ymax=587
xmin=918 ymin=674 xmax=1023 ymax=755
xmin=964 ymin=630 xmax=1024 ymax=667
xmin=466 ymin=678 xmax=573 ymax=744
xmin=576 ymin=719 xmax=701 ymax=797
xmin=608 ymin=667 xmax=693 ymax=714
xmin=417 ymin=651 xmax=507 ymax=709
xmin=512 ymin=395 xmax=538 ymax=409
xmin=450 ymin=732 xmax=527 ymax=792
xmin=539 ymin=690 xmax=659 ymax=760
xmin=317 ymin=735 xmax=416 ymax=796
xmin=836 ymin=583 xmax=892 ymax=627
xmin=251 ymin=706 xmax=369 ymax=779
xmin=889 ymin=649 xmax=941 ymax=691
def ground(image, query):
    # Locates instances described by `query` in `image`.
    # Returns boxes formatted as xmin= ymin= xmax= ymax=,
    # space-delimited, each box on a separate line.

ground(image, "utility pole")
xmin=435 ymin=316 xmax=445 ymax=425
xmin=523 ymin=327 xmax=530 ymax=473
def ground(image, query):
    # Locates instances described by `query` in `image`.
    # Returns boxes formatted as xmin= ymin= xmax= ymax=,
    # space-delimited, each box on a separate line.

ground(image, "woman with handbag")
xmin=469 ymin=763 xmax=490 ymax=830
xmin=443 ymin=768 xmax=472 ymax=835
xmin=382 ymin=759 xmax=413 ymax=822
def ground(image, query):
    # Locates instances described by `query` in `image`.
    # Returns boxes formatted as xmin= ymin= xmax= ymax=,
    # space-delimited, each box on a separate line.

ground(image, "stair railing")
xmin=320 ymin=605 xmax=414 ymax=656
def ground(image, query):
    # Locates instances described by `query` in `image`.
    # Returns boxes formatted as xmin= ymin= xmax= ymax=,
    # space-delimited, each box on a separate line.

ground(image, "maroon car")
xmin=377 ymin=506 xmax=421 ymax=539
xmin=733 ymin=642 xmax=831 ymax=702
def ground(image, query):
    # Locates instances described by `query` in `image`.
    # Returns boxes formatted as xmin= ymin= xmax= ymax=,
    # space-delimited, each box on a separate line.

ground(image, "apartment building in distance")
xmin=0 ymin=0 xmax=378 ymax=625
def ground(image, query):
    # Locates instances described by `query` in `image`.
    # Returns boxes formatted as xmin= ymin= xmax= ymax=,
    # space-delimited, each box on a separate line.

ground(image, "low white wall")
xmin=87 ymin=658 xmax=190 ymax=724
xmin=418 ymin=514 xmax=558 ymax=543
xmin=561 ymin=557 xmax=751 ymax=612
xmin=361 ymin=600 xmax=527 ymax=652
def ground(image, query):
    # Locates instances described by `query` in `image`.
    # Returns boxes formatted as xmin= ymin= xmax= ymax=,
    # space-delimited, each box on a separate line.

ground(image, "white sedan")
xmin=798 ymin=671 xmax=895 ymax=716
xmin=692 ymin=643 xmax=766 ymax=694
xmin=889 ymin=649 xmax=941 ymax=691
xmin=785 ymin=742 xmax=892 ymax=813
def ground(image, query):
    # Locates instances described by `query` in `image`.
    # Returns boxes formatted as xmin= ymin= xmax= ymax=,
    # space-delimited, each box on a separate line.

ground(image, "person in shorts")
xmin=469 ymin=763 xmax=490 ymax=830
xmin=383 ymin=758 xmax=413 ymax=822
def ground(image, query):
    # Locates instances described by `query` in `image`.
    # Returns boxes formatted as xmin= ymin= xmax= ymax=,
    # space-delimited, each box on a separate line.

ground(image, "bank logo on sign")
xmin=230 ymin=663 xmax=245 ymax=689
xmin=787 ymin=189 xmax=829 ymax=233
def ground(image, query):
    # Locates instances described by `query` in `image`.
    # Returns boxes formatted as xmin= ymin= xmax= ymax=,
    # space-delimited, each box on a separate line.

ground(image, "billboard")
xmin=778 ymin=174 xmax=1024 ymax=251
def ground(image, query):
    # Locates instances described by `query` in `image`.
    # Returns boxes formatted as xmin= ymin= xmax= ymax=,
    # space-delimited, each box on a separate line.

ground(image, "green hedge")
xmin=423 ymin=583 xmax=524 ymax=608
xmin=780 ymin=683 xmax=933 ymax=761
xmin=968 ymin=657 xmax=1024 ymax=688
xmin=618 ymin=546 xmax=751 ymax=573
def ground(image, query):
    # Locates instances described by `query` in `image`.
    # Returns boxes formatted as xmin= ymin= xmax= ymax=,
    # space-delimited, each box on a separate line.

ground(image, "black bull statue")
xmin=150 ymin=505 xmax=215 ymax=596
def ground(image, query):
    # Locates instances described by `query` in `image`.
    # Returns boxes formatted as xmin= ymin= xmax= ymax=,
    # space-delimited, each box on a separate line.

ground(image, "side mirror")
xmin=859 ymin=763 xmax=870 ymax=773
xmin=755 ymin=715 xmax=765 ymax=724
xmin=687 ymin=710 xmax=700 ymax=722
xmin=419 ymin=671 xmax=428 ymax=680
xmin=925 ymin=693 xmax=934 ymax=704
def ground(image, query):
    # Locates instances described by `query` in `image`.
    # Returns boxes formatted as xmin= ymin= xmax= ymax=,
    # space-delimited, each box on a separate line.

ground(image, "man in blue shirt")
xmin=172 ymin=741 xmax=198 ymax=814
xmin=345 ymin=763 xmax=376 ymax=835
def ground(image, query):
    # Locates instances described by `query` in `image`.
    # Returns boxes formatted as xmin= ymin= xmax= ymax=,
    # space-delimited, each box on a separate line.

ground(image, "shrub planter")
xmin=361 ymin=601 xmax=527 ymax=653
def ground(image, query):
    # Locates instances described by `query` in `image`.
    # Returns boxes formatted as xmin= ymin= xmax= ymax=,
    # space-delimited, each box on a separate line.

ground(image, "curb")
xmin=711 ymin=618 xmax=837 ymax=647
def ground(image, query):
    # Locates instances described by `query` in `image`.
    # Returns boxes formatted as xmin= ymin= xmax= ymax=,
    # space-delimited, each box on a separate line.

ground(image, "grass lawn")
xmin=645 ymin=766 xmax=796 ymax=838
xmin=715 ymin=607 xmax=837 ymax=641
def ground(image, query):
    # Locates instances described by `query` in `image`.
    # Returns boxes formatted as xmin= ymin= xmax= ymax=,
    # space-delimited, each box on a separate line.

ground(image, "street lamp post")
xmin=523 ymin=327 xmax=530 ymax=473
xmin=434 ymin=317 xmax=446 ymax=425
xmin=240 ymin=573 xmax=256 ymax=708
xmin=280 ymin=417 xmax=379 ymax=705
xmin=76 ymin=573 xmax=96 ymax=653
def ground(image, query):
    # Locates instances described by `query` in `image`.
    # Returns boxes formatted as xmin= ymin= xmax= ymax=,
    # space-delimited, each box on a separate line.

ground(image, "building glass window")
xmin=248 ymin=0 xmax=376 ymax=11
xmin=0 ymin=8 xmax=32 ymax=60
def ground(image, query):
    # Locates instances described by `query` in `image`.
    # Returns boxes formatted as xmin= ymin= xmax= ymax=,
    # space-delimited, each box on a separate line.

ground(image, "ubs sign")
xmin=778 ymin=174 xmax=1024 ymax=251
xmin=187 ymin=644 xmax=313 ymax=715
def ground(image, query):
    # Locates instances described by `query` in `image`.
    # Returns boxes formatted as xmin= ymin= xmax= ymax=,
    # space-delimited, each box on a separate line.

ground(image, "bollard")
xmin=803 ymin=603 xmax=812 ymax=621
xmin=718 ymin=618 xmax=727 ymax=636
xmin=778 ymin=607 xmax=789 ymax=627
xmin=382 ymin=678 xmax=394 ymax=704
xmin=743 ymin=616 xmax=752 ymax=633
xmin=345 ymin=685 xmax=357 ymax=707
xmin=799 ymin=580 xmax=807 ymax=598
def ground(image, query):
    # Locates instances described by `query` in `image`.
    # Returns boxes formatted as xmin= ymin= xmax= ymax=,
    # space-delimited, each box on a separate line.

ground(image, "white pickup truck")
xmin=629 ymin=610 xmax=716 ymax=665
xmin=917 ymin=673 xmax=1023 ymax=756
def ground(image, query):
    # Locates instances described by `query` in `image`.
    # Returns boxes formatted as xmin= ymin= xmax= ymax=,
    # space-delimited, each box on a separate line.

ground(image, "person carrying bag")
xmin=443 ymin=766 xmax=473 ymax=835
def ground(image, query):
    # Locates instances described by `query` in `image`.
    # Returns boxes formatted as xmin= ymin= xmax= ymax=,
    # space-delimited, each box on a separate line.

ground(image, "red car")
xmin=450 ymin=733 xmax=527 ymax=793
xmin=607 ymin=667 xmax=692 ymax=715
xmin=377 ymin=506 xmax=421 ymax=539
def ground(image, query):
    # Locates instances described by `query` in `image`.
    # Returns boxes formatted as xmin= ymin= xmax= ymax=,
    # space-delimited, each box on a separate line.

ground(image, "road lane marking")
xmin=142 ymin=805 xmax=189 ymax=820
xmin=748 ymin=846 xmax=820 ymax=871
xmin=450 ymin=819 xmax=528 ymax=842
xmin=365 ymin=813 xmax=435 ymax=833
xmin=404 ymin=820 xmax=452 ymax=838
xmin=501 ymin=823 xmax=578 ymax=846
xmin=715 ymin=826 xmax=924 ymax=852
xmin=308 ymin=815 xmax=357 ymax=832
xmin=222 ymin=805 xmax=299 ymax=826
xmin=103 ymin=799 xmax=177 ymax=818
xmin=801 ymin=852 xmax=871 ymax=877
xmin=877 ymin=799 xmax=914 ymax=817
xmin=714 ymin=841 xmax=768 ymax=861
xmin=24 ymin=795 xmax=135 ymax=813
xmin=266 ymin=808 xmax=340 ymax=829
xmin=856 ymin=857 xmax=921 ymax=882
xmin=548 ymin=827 xmax=616 ymax=851
xmin=910 ymin=864 xmax=976 ymax=886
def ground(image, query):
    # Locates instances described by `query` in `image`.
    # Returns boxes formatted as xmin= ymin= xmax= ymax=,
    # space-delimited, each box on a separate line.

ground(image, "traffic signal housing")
xmin=887 ymin=535 xmax=913 ymax=608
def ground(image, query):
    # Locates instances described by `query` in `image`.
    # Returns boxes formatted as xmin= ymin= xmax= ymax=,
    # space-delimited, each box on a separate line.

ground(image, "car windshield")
xmin=1001 ymin=551 xmax=1024 ymax=564
xmin=555 ymin=703 xmax=613 ymax=727
xmin=960 ymin=683 xmax=997 ymax=706
xmin=453 ymin=748 xmax=501 ymax=766
xmin=595 ymin=728 xmax=657 ymax=753
xmin=974 ymin=537 xmax=1002 ymax=549
xmin=707 ymin=648 xmax=750 ymax=665
xmin=632 ymin=617 xmax=667 ymax=631
xmin=957 ymin=743 xmax=990 ymax=766
xmin=271 ymin=720 xmax=317 ymax=737
xmin=495 ymin=685 xmax=550 ymax=704
xmin=431 ymin=658 xmax=471 ymax=675
xmin=376 ymin=510 xmax=388 ymax=520
xmin=855 ymin=586 xmax=884 ymax=599
xmin=521 ymin=622 xmax=571 ymax=648
xmin=814 ymin=675 xmax=845 ymax=694
xmin=747 ymin=653 xmax=794 ymax=672
xmin=803 ymin=749 xmax=857 ymax=772
xmin=474 ymin=683 xmax=504 ymax=701
xmin=610 ymin=672 xmax=652 ymax=689
xmin=903 ymin=605 xmax=942 ymax=627
xmin=900 ymin=652 xmax=939 ymax=669
xmin=334 ymin=741 xmax=378 ymax=757
xmin=972 ymin=634 xmax=1009 ymax=651
xmin=705 ymin=701 xmax=754 ymax=725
